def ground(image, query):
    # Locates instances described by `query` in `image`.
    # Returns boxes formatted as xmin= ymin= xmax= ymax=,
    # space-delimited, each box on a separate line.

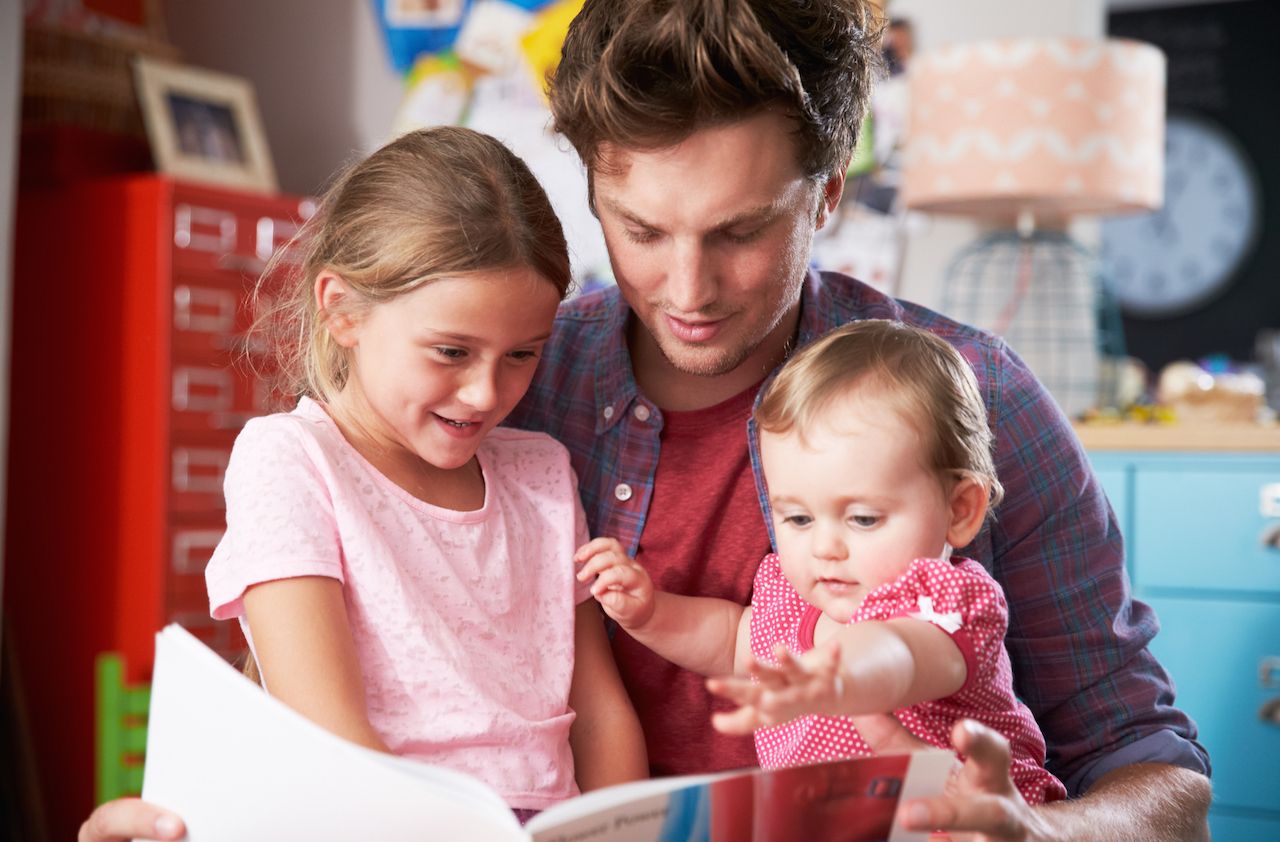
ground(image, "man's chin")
xmin=655 ymin=338 xmax=750 ymax=379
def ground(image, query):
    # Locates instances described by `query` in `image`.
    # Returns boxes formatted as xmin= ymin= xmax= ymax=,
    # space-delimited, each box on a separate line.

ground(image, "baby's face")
xmin=760 ymin=394 xmax=955 ymax=623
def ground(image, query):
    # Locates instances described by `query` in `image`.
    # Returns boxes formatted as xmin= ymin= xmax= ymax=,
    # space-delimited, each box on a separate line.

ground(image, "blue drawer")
xmin=1146 ymin=595 xmax=1280 ymax=814
xmin=1133 ymin=465 xmax=1280 ymax=594
xmin=1208 ymin=810 xmax=1280 ymax=842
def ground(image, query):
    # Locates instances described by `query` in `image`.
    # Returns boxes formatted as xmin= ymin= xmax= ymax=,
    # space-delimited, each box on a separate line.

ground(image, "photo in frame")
xmin=132 ymin=56 xmax=278 ymax=193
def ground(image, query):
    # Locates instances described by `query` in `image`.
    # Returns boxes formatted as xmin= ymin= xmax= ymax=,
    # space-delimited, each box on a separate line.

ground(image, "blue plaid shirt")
xmin=506 ymin=269 xmax=1209 ymax=795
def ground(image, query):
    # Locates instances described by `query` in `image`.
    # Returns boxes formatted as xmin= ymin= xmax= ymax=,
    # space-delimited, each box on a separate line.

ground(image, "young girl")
xmin=204 ymin=126 xmax=647 ymax=819
xmin=576 ymin=319 xmax=1066 ymax=804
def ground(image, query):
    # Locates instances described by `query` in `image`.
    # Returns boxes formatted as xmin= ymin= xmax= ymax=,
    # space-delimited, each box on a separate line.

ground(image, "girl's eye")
xmin=851 ymin=514 xmax=879 ymax=528
xmin=508 ymin=350 xmax=539 ymax=362
xmin=433 ymin=347 xmax=466 ymax=360
xmin=782 ymin=514 xmax=812 ymax=528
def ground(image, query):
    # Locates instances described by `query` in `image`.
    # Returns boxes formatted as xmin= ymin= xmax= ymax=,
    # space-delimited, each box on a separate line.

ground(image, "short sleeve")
xmin=206 ymin=416 xmax=345 ymax=621
xmin=859 ymin=558 xmax=1009 ymax=689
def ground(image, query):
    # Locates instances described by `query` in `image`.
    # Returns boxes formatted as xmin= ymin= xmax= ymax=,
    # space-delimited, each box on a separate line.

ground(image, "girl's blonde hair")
xmin=755 ymin=320 xmax=1004 ymax=507
xmin=250 ymin=126 xmax=572 ymax=405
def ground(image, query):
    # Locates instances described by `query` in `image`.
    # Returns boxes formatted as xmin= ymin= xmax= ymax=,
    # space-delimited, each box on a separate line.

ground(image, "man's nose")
xmin=666 ymin=238 xmax=717 ymax=313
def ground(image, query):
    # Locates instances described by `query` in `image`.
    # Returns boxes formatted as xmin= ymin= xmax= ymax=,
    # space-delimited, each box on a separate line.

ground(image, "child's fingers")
xmin=573 ymin=536 xmax=624 ymax=562
xmin=706 ymin=674 xmax=761 ymax=705
xmin=575 ymin=552 xmax=623 ymax=581
xmin=588 ymin=565 xmax=644 ymax=597
xmin=711 ymin=708 xmax=764 ymax=735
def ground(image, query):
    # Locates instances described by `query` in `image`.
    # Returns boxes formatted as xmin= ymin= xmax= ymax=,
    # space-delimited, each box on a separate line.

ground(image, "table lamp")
xmin=902 ymin=37 xmax=1165 ymax=417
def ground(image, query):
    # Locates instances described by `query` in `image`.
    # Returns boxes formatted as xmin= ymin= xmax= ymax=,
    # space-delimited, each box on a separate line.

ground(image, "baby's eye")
xmin=850 ymin=514 xmax=880 ymax=529
xmin=781 ymin=514 xmax=812 ymax=528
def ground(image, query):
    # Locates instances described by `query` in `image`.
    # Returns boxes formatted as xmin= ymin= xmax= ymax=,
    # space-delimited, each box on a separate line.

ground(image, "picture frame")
xmin=132 ymin=56 xmax=278 ymax=193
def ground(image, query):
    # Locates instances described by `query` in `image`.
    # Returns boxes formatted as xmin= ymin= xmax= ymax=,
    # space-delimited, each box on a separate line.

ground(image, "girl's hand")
xmin=574 ymin=537 xmax=656 ymax=630
xmin=706 ymin=640 xmax=846 ymax=733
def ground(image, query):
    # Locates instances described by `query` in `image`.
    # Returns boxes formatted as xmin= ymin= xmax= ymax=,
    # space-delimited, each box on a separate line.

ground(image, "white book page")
xmin=142 ymin=625 xmax=522 ymax=841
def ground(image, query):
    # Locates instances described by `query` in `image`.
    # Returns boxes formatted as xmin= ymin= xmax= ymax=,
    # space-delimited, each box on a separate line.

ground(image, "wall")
xmin=163 ymin=0 xmax=402 ymax=196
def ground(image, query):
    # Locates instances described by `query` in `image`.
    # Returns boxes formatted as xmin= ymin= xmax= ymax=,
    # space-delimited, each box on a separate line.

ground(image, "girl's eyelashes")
xmin=433 ymin=346 xmax=467 ymax=361
xmin=850 ymin=514 xmax=880 ymax=528
xmin=507 ymin=349 xmax=540 ymax=362
xmin=780 ymin=513 xmax=812 ymax=528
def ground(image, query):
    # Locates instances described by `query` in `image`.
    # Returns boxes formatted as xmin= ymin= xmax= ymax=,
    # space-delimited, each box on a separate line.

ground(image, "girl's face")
xmin=327 ymin=266 xmax=561 ymax=476
xmin=760 ymin=390 xmax=977 ymax=624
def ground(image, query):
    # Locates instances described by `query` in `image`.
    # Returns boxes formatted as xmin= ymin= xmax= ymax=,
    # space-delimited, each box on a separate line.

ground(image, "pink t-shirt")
xmin=206 ymin=397 xmax=592 ymax=810
xmin=750 ymin=554 xmax=1067 ymax=805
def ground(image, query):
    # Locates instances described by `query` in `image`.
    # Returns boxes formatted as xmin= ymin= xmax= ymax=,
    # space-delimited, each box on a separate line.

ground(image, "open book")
xmin=143 ymin=624 xmax=954 ymax=841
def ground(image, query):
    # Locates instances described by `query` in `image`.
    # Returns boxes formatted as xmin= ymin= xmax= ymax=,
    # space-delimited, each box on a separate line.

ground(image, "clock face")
xmin=1100 ymin=112 xmax=1261 ymax=318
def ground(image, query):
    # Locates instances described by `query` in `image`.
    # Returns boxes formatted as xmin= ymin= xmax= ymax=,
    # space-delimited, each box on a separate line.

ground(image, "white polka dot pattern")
xmin=749 ymin=554 xmax=1067 ymax=804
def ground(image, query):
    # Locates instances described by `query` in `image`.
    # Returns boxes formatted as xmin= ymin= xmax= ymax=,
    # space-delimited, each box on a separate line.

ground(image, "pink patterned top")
xmin=749 ymin=554 xmax=1067 ymax=804
xmin=206 ymin=397 xmax=592 ymax=810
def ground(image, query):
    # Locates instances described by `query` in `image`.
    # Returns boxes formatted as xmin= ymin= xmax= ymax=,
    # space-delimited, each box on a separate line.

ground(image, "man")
xmin=82 ymin=1 xmax=1210 ymax=840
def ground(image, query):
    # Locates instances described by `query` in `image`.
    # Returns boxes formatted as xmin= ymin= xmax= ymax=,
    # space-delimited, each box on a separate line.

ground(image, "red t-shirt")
xmin=611 ymin=382 xmax=771 ymax=776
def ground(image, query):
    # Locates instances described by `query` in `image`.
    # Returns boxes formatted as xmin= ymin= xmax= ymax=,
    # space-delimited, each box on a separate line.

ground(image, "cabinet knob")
xmin=1262 ymin=656 xmax=1280 ymax=688
xmin=1260 ymin=697 xmax=1280 ymax=726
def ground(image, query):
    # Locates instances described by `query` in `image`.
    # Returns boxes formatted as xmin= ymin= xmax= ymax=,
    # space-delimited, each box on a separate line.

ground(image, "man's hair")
xmin=549 ymin=0 xmax=884 ymax=182
xmin=755 ymin=320 xmax=1004 ymax=508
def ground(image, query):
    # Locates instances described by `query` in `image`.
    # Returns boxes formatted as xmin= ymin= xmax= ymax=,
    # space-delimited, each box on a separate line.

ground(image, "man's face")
xmin=592 ymin=111 xmax=842 ymax=380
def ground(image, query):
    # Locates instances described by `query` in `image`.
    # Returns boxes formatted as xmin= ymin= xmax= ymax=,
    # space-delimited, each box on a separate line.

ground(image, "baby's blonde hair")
xmin=250 ymin=126 xmax=572 ymax=405
xmin=755 ymin=320 xmax=1003 ymax=508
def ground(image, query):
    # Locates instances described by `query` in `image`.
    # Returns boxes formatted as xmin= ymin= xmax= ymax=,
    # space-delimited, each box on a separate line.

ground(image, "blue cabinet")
xmin=1087 ymin=446 xmax=1280 ymax=840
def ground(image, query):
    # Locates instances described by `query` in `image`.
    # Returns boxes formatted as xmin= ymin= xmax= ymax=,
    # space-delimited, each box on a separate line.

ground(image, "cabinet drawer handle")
xmin=1261 ymin=523 xmax=1280 ymax=549
xmin=1261 ymin=697 xmax=1280 ymax=726
xmin=1261 ymin=656 xmax=1280 ymax=688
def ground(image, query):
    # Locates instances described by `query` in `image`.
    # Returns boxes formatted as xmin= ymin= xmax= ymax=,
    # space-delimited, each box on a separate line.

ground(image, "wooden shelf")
xmin=1072 ymin=422 xmax=1280 ymax=452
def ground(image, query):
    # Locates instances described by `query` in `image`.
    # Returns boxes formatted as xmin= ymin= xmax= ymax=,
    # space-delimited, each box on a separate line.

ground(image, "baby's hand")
xmin=574 ymin=537 xmax=656 ymax=630
xmin=706 ymin=640 xmax=846 ymax=734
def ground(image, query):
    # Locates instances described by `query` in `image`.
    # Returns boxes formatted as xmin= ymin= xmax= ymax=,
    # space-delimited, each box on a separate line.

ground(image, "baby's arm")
xmin=574 ymin=538 xmax=751 ymax=677
xmin=242 ymin=576 xmax=390 ymax=752
xmin=708 ymin=617 xmax=966 ymax=734
xmin=567 ymin=600 xmax=649 ymax=790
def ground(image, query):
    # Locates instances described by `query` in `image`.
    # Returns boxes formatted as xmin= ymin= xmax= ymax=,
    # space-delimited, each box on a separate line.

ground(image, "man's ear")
xmin=945 ymin=475 xmax=990 ymax=550
xmin=315 ymin=271 xmax=360 ymax=348
xmin=815 ymin=166 xmax=848 ymax=230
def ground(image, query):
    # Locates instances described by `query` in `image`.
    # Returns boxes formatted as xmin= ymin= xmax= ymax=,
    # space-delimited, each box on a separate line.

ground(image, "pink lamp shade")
xmin=902 ymin=37 xmax=1166 ymax=220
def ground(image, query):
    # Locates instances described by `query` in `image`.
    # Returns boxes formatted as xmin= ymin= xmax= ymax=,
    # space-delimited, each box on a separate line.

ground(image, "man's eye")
xmin=624 ymin=228 xmax=659 ymax=244
xmin=722 ymin=227 xmax=763 ymax=244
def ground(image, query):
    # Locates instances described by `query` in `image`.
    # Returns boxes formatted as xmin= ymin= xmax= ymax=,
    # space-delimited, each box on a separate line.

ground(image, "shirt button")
xmin=614 ymin=483 xmax=633 ymax=502
xmin=633 ymin=404 xmax=651 ymax=422
xmin=602 ymin=406 xmax=615 ymax=420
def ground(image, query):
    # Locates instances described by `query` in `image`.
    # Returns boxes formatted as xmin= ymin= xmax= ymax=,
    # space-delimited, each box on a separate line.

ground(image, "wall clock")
xmin=1100 ymin=112 xmax=1262 ymax=319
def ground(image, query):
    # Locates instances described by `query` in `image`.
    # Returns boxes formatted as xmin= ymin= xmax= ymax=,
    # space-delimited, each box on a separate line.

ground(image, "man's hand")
xmin=78 ymin=798 xmax=185 ymax=842
xmin=574 ymin=537 xmax=656 ymax=629
xmin=898 ymin=719 xmax=1058 ymax=842
xmin=706 ymin=641 xmax=846 ymax=733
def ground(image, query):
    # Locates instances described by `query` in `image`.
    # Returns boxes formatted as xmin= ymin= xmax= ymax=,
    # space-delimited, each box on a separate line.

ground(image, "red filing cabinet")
xmin=4 ymin=175 xmax=311 ymax=836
